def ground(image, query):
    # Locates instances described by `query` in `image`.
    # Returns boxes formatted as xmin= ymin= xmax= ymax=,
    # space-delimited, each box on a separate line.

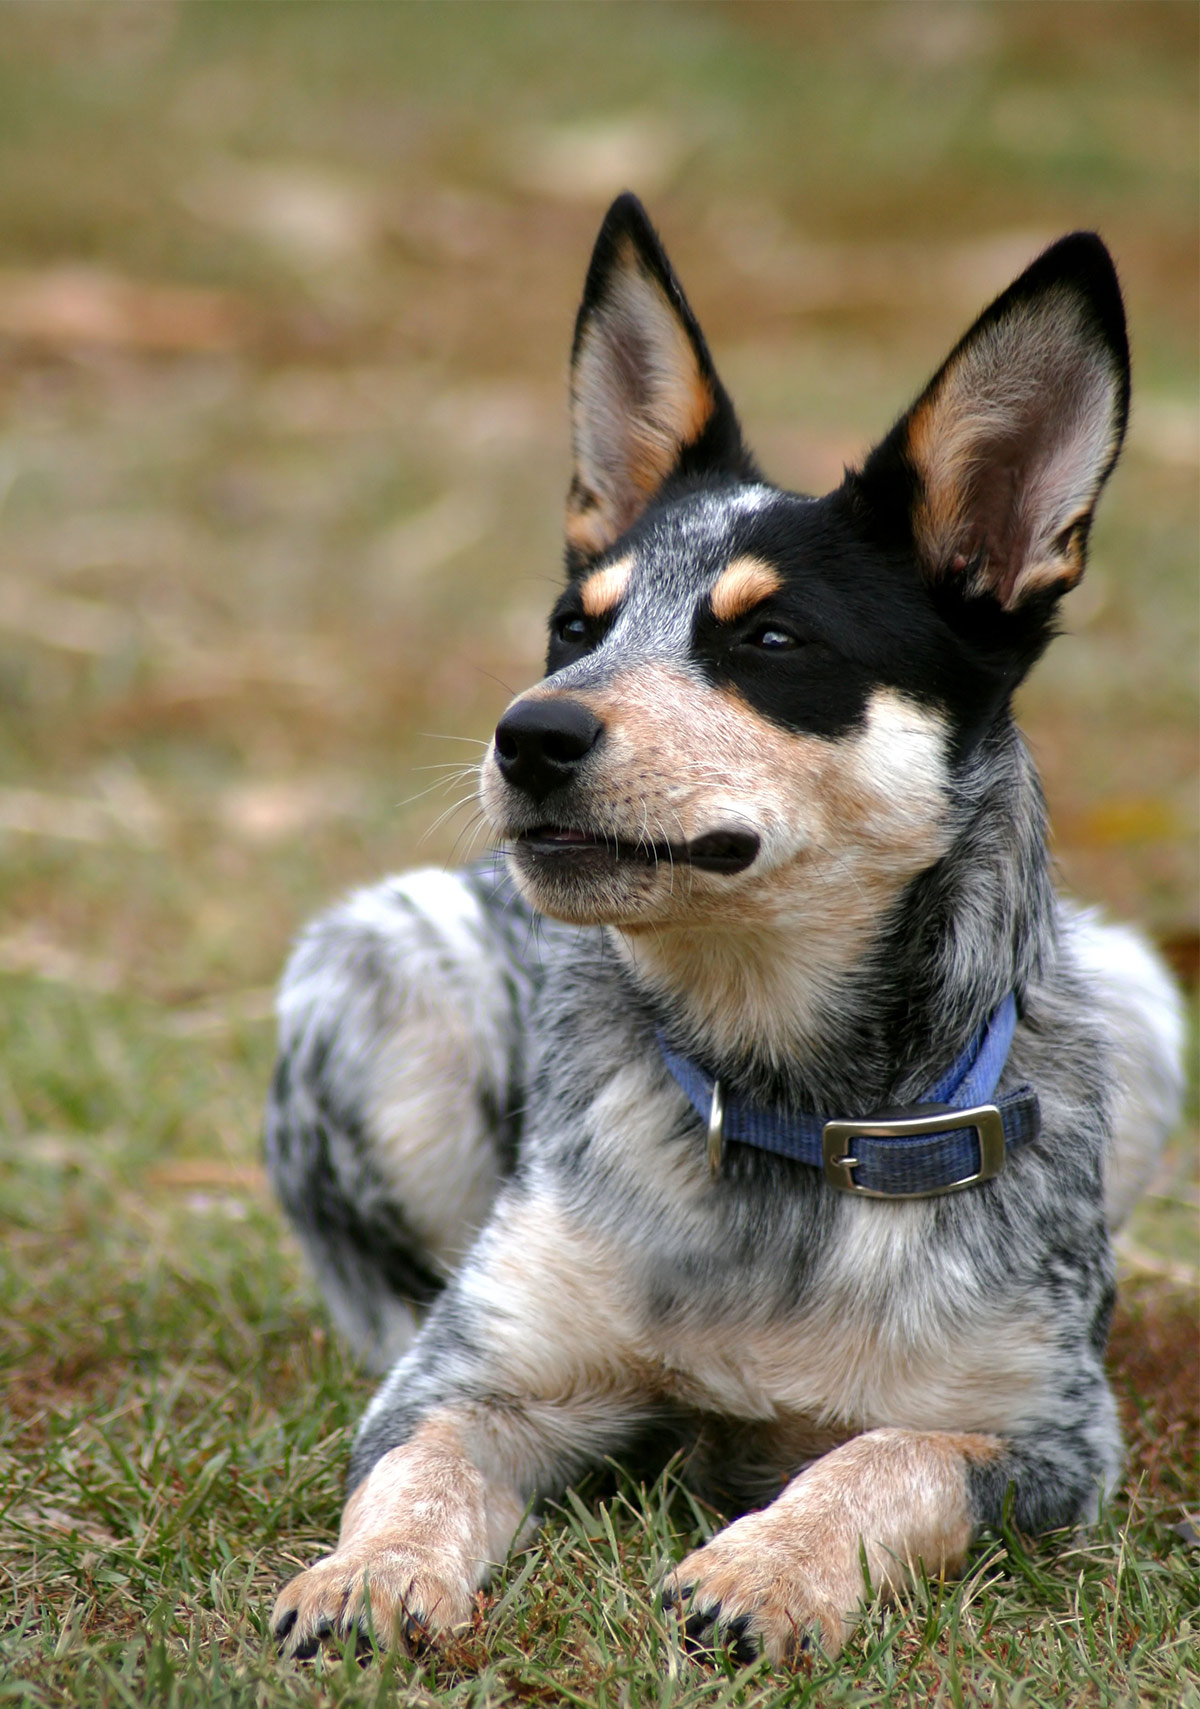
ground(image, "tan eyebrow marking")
xmin=709 ymin=556 xmax=784 ymax=624
xmin=579 ymin=556 xmax=634 ymax=618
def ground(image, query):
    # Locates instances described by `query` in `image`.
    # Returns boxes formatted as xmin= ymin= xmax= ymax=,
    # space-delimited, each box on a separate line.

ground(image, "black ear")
xmin=566 ymin=193 xmax=757 ymax=570
xmin=857 ymin=233 xmax=1129 ymax=612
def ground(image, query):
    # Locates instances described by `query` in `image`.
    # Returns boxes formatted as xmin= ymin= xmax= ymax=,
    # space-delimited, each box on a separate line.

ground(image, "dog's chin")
xmin=503 ymin=825 xmax=762 ymax=926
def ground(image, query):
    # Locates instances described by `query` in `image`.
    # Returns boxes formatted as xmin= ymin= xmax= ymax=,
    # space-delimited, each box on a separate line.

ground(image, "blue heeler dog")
xmin=266 ymin=195 xmax=1183 ymax=1664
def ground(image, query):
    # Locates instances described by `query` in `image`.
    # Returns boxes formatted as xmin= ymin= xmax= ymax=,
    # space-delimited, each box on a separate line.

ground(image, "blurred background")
xmin=0 ymin=2 xmax=1195 ymax=1264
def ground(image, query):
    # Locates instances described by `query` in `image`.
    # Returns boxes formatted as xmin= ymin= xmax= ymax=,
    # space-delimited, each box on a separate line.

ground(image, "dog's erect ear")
xmin=566 ymin=193 xmax=756 ymax=568
xmin=859 ymin=233 xmax=1129 ymax=613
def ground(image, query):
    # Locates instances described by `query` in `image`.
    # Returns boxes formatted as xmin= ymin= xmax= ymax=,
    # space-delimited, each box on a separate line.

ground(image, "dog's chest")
xmin=632 ymin=1256 xmax=1051 ymax=1440
xmin=526 ymin=993 xmax=1053 ymax=1440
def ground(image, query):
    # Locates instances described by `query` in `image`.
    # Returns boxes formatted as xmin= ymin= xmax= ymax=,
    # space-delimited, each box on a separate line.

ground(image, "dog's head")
xmin=482 ymin=195 xmax=1128 ymax=932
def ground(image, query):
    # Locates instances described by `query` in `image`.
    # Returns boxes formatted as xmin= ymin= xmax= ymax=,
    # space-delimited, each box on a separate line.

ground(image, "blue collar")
xmin=658 ymin=994 xmax=1040 ymax=1198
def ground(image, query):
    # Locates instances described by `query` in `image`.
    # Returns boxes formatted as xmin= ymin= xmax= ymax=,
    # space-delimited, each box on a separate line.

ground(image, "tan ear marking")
xmin=904 ymin=288 xmax=1120 ymax=609
xmin=568 ymin=235 xmax=717 ymax=556
xmin=607 ymin=237 xmax=715 ymax=458
xmin=709 ymin=557 xmax=784 ymax=624
xmin=579 ymin=557 xmax=634 ymax=619
xmin=566 ymin=503 xmax=619 ymax=561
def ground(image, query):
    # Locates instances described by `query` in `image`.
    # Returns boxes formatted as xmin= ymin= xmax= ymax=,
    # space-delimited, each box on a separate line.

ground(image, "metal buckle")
xmin=707 ymin=1078 xmax=725 ymax=1181
xmin=821 ymin=1103 xmax=1006 ymax=1198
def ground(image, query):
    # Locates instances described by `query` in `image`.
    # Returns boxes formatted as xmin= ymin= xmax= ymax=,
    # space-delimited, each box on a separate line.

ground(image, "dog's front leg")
xmin=272 ymin=1190 xmax=647 ymax=1658
xmin=271 ymin=1403 xmax=533 ymax=1657
xmin=273 ymin=1387 xmax=643 ymax=1658
xmin=663 ymin=1427 xmax=1002 ymax=1663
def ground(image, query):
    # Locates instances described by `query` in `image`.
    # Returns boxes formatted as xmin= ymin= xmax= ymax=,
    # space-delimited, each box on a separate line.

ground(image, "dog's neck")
xmin=614 ymin=726 xmax=1054 ymax=1114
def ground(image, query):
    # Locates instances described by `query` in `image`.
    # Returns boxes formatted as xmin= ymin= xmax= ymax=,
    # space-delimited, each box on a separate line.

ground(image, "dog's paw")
xmin=272 ymin=1536 xmax=475 ymax=1660
xmin=661 ymin=1510 xmax=857 ymax=1666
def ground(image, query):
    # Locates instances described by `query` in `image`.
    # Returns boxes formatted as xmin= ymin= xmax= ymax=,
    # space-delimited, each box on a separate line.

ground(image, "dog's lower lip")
xmin=517 ymin=827 xmax=759 ymax=874
xmin=684 ymin=830 xmax=761 ymax=872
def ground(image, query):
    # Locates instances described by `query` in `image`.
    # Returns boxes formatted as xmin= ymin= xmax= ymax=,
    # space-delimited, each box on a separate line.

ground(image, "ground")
xmin=0 ymin=5 xmax=1196 ymax=1706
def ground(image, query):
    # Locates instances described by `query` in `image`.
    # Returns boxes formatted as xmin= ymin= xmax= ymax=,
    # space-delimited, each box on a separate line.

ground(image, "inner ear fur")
xmin=864 ymin=233 xmax=1130 ymax=612
xmin=566 ymin=193 xmax=755 ymax=569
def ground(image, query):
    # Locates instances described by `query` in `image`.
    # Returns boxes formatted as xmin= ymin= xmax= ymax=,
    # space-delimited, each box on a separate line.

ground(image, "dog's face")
xmin=482 ymin=196 xmax=1128 ymax=932
xmin=481 ymin=488 xmax=960 ymax=931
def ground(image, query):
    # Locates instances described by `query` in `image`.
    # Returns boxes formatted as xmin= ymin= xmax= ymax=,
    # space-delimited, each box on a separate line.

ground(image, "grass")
xmin=0 ymin=3 xmax=1196 ymax=1704
xmin=2 ymin=1078 xmax=1197 ymax=1708
xmin=2 ymin=1042 xmax=1197 ymax=1709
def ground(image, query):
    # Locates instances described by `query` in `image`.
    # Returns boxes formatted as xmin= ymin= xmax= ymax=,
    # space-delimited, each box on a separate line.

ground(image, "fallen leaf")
xmin=7 ymin=1504 xmax=118 ymax=1549
xmin=0 ymin=266 xmax=248 ymax=352
xmin=216 ymin=780 xmax=360 ymax=844
xmin=1159 ymin=931 xmax=1200 ymax=991
xmin=0 ymin=787 xmax=142 ymax=845
xmin=1131 ymin=399 xmax=1200 ymax=468
xmin=1115 ymin=1233 xmax=1199 ymax=1289
xmin=159 ymin=987 xmax=276 ymax=1037
xmin=706 ymin=206 xmax=1057 ymax=316
xmin=1055 ymin=797 xmax=1180 ymax=849
xmin=143 ymin=1160 xmax=267 ymax=1190
xmin=0 ymin=575 xmax=133 ymax=656
xmin=181 ymin=161 xmax=380 ymax=265
xmin=0 ymin=929 xmax=119 ymax=992
xmin=505 ymin=114 xmax=691 ymax=201
xmin=369 ymin=489 xmax=491 ymax=589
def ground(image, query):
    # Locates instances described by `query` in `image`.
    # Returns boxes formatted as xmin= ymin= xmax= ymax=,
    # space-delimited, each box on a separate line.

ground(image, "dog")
xmin=265 ymin=194 xmax=1184 ymax=1665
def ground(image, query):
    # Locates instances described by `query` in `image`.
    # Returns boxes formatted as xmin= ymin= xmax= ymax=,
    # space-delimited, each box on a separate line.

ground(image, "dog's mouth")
xmin=514 ymin=825 xmax=761 ymax=876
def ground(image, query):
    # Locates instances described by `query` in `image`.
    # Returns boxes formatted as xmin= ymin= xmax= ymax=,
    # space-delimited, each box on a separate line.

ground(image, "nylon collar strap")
xmin=658 ymin=994 xmax=1040 ymax=1198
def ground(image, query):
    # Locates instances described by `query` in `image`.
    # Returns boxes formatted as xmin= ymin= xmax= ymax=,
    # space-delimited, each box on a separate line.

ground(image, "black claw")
xmin=723 ymin=1614 xmax=761 ymax=1667
xmin=290 ymin=1634 xmax=321 ymax=1662
xmin=312 ymin=1615 xmax=335 ymax=1641
xmin=661 ymin=1579 xmax=692 ymax=1614
xmin=678 ymin=1602 xmax=763 ymax=1667
xmin=273 ymin=1608 xmax=297 ymax=1646
xmin=683 ymin=1605 xmax=719 ymax=1646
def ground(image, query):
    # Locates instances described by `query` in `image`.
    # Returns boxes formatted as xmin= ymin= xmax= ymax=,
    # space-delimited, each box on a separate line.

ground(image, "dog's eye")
xmin=546 ymin=608 xmax=605 ymax=676
xmin=555 ymin=615 xmax=591 ymax=646
xmin=745 ymin=625 xmax=799 ymax=651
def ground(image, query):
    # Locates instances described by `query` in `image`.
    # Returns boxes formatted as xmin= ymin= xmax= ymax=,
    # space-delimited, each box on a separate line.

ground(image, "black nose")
xmin=493 ymin=697 xmax=603 ymax=801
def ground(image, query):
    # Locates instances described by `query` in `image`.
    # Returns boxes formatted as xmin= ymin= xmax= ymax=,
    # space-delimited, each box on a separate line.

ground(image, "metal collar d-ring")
xmin=707 ymin=1078 xmax=725 ymax=1180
